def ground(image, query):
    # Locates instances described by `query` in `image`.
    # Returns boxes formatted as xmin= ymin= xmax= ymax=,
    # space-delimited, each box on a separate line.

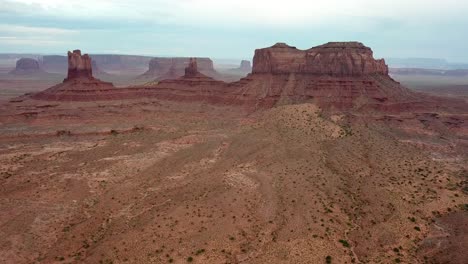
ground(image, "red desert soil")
xmin=0 ymin=42 xmax=467 ymax=264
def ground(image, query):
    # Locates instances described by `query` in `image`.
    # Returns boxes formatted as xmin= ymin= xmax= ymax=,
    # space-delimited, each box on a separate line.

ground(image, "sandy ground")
xmin=0 ymin=98 xmax=466 ymax=263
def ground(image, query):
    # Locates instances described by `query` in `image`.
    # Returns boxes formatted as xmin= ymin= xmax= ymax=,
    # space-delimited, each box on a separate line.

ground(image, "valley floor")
xmin=0 ymin=100 xmax=467 ymax=263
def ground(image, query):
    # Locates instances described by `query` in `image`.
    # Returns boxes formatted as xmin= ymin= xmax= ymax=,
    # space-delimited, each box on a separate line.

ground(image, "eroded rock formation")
xmin=252 ymin=42 xmax=388 ymax=76
xmin=140 ymin=57 xmax=219 ymax=80
xmin=32 ymin=50 xmax=115 ymax=101
xmin=65 ymin=50 xmax=93 ymax=80
xmin=28 ymin=43 xmax=468 ymax=114
xmin=10 ymin=58 xmax=43 ymax=75
xmin=305 ymin=42 xmax=388 ymax=76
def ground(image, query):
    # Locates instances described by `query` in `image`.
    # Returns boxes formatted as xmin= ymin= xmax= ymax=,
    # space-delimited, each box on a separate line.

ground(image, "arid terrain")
xmin=0 ymin=42 xmax=467 ymax=264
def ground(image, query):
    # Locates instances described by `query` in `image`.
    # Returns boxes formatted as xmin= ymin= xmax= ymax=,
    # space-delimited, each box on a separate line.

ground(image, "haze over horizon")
xmin=1 ymin=0 xmax=468 ymax=62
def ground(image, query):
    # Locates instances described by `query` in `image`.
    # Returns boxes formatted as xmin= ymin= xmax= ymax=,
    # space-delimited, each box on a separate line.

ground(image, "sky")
xmin=1 ymin=0 xmax=468 ymax=62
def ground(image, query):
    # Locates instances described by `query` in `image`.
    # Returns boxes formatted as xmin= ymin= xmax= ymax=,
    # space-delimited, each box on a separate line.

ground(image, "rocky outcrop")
xmin=252 ymin=42 xmax=388 ymax=76
xmin=140 ymin=57 xmax=219 ymax=80
xmin=65 ymin=50 xmax=93 ymax=80
xmin=29 ymin=43 xmax=467 ymax=114
xmin=305 ymin=42 xmax=389 ymax=76
xmin=32 ymin=50 xmax=115 ymax=101
xmin=252 ymin=43 xmax=304 ymax=74
xmin=9 ymin=58 xmax=44 ymax=75
xmin=237 ymin=42 xmax=441 ymax=110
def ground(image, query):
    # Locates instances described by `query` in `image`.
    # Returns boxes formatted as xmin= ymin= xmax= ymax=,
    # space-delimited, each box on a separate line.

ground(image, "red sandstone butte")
xmin=32 ymin=50 xmax=115 ymax=101
xmin=252 ymin=42 xmax=388 ymax=76
xmin=28 ymin=43 xmax=468 ymax=114
xmin=65 ymin=50 xmax=94 ymax=80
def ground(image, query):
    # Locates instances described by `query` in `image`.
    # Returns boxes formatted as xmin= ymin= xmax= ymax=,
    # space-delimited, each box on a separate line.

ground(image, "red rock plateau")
xmin=24 ymin=42 xmax=467 ymax=114
xmin=0 ymin=42 xmax=467 ymax=264
xmin=9 ymin=58 xmax=44 ymax=75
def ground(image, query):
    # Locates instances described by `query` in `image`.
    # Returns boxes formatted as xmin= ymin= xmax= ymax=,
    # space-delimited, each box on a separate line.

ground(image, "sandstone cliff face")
xmin=10 ymin=58 xmax=43 ymax=75
xmin=252 ymin=43 xmax=304 ymax=74
xmin=305 ymin=42 xmax=388 ymax=76
xmin=252 ymin=42 xmax=389 ymax=76
xmin=65 ymin=50 xmax=93 ymax=80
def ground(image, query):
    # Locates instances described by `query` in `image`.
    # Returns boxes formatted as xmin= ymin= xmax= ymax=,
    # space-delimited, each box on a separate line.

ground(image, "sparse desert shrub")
xmin=326 ymin=255 xmax=332 ymax=263
xmin=195 ymin=249 xmax=205 ymax=255
xmin=187 ymin=256 xmax=193 ymax=262
xmin=56 ymin=130 xmax=71 ymax=136
xmin=339 ymin=239 xmax=350 ymax=247
xmin=132 ymin=125 xmax=145 ymax=132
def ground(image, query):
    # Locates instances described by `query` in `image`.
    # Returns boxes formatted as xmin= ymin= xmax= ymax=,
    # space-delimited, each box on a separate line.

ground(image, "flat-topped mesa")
xmin=91 ymin=60 xmax=110 ymax=76
xmin=305 ymin=42 xmax=388 ymax=76
xmin=252 ymin=41 xmax=389 ymax=76
xmin=65 ymin=50 xmax=94 ymax=81
xmin=10 ymin=58 xmax=43 ymax=75
xmin=252 ymin=42 xmax=304 ymax=74
xmin=141 ymin=57 xmax=218 ymax=79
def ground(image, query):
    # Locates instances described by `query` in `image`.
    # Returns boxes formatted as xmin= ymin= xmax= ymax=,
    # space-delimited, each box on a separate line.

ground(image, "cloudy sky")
xmin=1 ymin=0 xmax=467 ymax=61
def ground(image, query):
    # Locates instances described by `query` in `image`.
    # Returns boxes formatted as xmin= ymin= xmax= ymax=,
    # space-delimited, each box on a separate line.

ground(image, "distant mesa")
xmin=9 ymin=58 xmax=44 ymax=75
xmin=40 ymin=55 xmax=68 ymax=74
xmin=91 ymin=60 xmax=111 ymax=76
xmin=140 ymin=57 xmax=220 ymax=80
xmin=156 ymin=57 xmax=223 ymax=85
xmin=389 ymin=68 xmax=468 ymax=77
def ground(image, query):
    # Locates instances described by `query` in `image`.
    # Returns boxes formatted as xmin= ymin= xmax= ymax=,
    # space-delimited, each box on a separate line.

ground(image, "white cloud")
xmin=0 ymin=24 xmax=77 ymax=47
xmin=3 ymin=0 xmax=468 ymax=26
xmin=0 ymin=36 xmax=71 ymax=46
xmin=0 ymin=24 xmax=78 ymax=35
